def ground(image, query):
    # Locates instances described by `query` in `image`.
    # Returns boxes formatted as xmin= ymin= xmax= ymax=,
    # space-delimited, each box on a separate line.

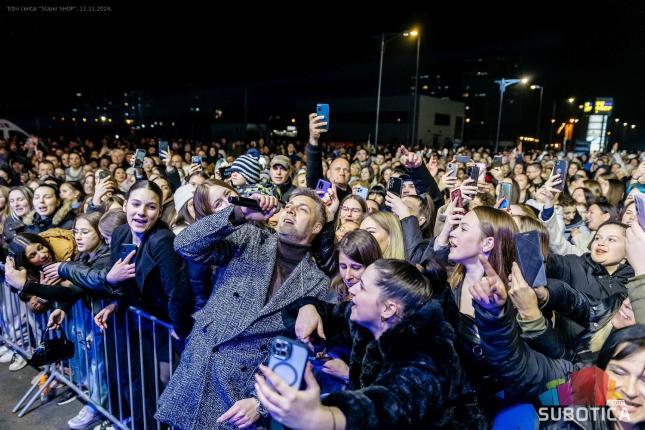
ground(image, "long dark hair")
xmin=9 ymin=233 xmax=56 ymax=277
xmin=337 ymin=229 xmax=382 ymax=267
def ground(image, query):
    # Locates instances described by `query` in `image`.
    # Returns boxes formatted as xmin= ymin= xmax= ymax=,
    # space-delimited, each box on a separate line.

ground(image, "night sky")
xmin=1 ymin=1 xmax=644 ymax=142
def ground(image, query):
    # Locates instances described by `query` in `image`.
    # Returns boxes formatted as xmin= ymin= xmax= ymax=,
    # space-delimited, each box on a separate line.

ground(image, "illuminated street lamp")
xmin=530 ymin=84 xmax=544 ymax=142
xmin=375 ymin=28 xmax=420 ymax=147
xmin=494 ymin=77 xmax=529 ymax=153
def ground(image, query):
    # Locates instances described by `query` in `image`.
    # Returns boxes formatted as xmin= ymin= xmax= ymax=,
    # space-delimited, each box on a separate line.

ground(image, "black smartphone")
xmin=387 ymin=177 xmax=403 ymax=196
xmin=98 ymin=170 xmax=110 ymax=180
xmin=635 ymin=193 xmax=645 ymax=231
xmin=158 ymin=140 xmax=169 ymax=156
xmin=514 ymin=231 xmax=547 ymax=288
xmin=119 ymin=244 xmax=137 ymax=261
xmin=192 ymin=156 xmax=202 ymax=165
xmin=467 ymin=166 xmax=480 ymax=182
xmin=493 ymin=155 xmax=503 ymax=167
xmin=268 ymin=336 xmax=309 ymax=389
xmin=134 ymin=149 xmax=146 ymax=168
xmin=316 ymin=103 xmax=330 ymax=131
xmin=227 ymin=196 xmax=261 ymax=210
xmin=551 ymin=160 xmax=568 ymax=192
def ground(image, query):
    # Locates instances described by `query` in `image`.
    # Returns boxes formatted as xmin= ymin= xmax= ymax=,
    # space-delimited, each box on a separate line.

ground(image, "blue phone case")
xmin=316 ymin=179 xmax=332 ymax=196
xmin=268 ymin=336 xmax=309 ymax=389
xmin=316 ymin=104 xmax=330 ymax=130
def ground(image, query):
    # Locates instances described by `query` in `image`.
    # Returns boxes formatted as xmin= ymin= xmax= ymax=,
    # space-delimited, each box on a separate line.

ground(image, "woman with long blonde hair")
xmin=359 ymin=211 xmax=406 ymax=259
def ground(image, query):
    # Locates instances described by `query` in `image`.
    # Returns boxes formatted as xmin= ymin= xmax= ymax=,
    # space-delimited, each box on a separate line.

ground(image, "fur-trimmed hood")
xmin=23 ymin=201 xmax=75 ymax=231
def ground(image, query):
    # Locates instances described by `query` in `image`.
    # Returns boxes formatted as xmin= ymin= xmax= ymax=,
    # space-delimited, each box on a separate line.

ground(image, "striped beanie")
xmin=230 ymin=154 xmax=260 ymax=185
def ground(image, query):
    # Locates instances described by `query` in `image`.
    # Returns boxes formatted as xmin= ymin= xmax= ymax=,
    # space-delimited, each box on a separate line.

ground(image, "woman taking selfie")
xmin=260 ymin=259 xmax=483 ymax=429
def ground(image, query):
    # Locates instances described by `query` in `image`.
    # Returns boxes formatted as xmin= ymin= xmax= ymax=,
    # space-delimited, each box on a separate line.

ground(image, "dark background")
xmin=1 ymin=1 xmax=644 ymax=146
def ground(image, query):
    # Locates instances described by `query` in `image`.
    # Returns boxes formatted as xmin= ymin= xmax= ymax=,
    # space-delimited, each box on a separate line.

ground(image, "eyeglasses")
xmin=341 ymin=206 xmax=362 ymax=214
xmin=72 ymin=228 xmax=92 ymax=236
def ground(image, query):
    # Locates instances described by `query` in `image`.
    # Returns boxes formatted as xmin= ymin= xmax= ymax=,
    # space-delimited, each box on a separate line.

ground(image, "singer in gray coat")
xmin=156 ymin=187 xmax=330 ymax=430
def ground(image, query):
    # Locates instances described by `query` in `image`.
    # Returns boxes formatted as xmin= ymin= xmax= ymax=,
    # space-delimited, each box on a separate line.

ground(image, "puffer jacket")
xmin=546 ymin=253 xmax=633 ymax=301
xmin=23 ymin=202 xmax=75 ymax=233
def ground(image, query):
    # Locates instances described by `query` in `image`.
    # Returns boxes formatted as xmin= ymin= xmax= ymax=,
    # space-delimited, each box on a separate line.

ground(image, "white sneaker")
xmin=0 ymin=350 xmax=14 ymax=364
xmin=68 ymin=405 xmax=101 ymax=430
xmin=0 ymin=345 xmax=9 ymax=356
xmin=9 ymin=354 xmax=27 ymax=371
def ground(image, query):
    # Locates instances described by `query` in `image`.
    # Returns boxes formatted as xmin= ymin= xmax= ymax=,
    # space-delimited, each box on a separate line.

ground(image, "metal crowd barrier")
xmin=0 ymin=280 xmax=178 ymax=430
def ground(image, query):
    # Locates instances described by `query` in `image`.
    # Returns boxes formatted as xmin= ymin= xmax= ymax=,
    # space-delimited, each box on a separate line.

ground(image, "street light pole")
xmin=374 ymin=30 xmax=419 ymax=148
xmin=374 ymin=33 xmax=385 ymax=148
xmin=530 ymin=85 xmax=544 ymax=142
xmin=411 ymin=34 xmax=421 ymax=147
xmin=494 ymin=78 xmax=527 ymax=154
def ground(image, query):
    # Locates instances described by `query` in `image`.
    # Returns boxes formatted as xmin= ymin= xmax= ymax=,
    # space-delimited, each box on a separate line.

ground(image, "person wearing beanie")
xmin=230 ymin=154 xmax=260 ymax=188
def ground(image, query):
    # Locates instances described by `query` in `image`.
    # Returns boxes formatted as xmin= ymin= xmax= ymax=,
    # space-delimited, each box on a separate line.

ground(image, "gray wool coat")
xmin=155 ymin=206 xmax=330 ymax=430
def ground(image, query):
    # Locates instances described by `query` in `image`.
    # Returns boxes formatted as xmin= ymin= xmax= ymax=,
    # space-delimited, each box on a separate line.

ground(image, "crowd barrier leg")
xmin=16 ymin=364 xmax=57 ymax=417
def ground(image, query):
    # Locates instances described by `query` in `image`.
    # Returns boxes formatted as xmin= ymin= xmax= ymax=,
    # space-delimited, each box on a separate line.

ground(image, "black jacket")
xmin=406 ymin=163 xmax=444 ymax=209
xmin=400 ymin=215 xmax=449 ymax=265
xmin=23 ymin=203 xmax=76 ymax=233
xmin=305 ymin=143 xmax=351 ymax=201
xmin=58 ymin=242 xmax=114 ymax=297
xmin=474 ymin=302 xmax=623 ymax=430
xmin=3 ymin=213 xmax=25 ymax=244
xmin=527 ymin=280 xmax=626 ymax=362
xmin=546 ymin=253 xmax=633 ymax=300
xmin=110 ymin=222 xmax=194 ymax=337
xmin=284 ymin=299 xmax=487 ymax=429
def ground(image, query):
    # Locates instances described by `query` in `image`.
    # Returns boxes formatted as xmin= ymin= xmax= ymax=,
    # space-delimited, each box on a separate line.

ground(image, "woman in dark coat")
xmin=93 ymin=180 xmax=194 ymax=429
xmin=257 ymin=259 xmax=485 ymax=430
xmin=23 ymin=183 xmax=75 ymax=233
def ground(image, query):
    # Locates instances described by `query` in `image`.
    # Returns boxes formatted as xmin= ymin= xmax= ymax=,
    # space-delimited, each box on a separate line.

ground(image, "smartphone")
xmin=498 ymin=182 xmax=513 ymax=209
xmin=119 ymin=244 xmax=137 ymax=261
xmin=355 ymin=186 xmax=368 ymax=200
xmin=227 ymin=196 xmax=261 ymax=210
xmin=447 ymin=162 xmax=458 ymax=177
xmin=192 ymin=156 xmax=202 ymax=165
xmin=450 ymin=189 xmax=463 ymax=209
xmin=219 ymin=166 xmax=232 ymax=180
xmin=158 ymin=140 xmax=169 ymax=156
xmin=134 ymin=149 xmax=146 ymax=168
xmin=268 ymin=336 xmax=309 ymax=389
xmin=635 ymin=193 xmax=645 ymax=231
xmin=455 ymin=155 xmax=471 ymax=164
xmin=467 ymin=166 xmax=480 ymax=183
xmin=476 ymin=162 xmax=487 ymax=182
xmin=387 ymin=177 xmax=403 ymax=196
xmin=492 ymin=155 xmax=503 ymax=167
xmin=316 ymin=179 xmax=332 ymax=197
xmin=514 ymin=231 xmax=547 ymax=288
xmin=551 ymin=160 xmax=568 ymax=192
xmin=316 ymin=103 xmax=330 ymax=131
xmin=98 ymin=170 xmax=110 ymax=180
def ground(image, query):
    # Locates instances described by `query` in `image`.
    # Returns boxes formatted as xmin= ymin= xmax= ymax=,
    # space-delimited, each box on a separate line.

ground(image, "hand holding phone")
xmin=635 ymin=194 xmax=645 ymax=231
xmin=498 ymin=182 xmax=513 ymax=209
xmin=316 ymin=179 xmax=332 ymax=197
xmin=514 ymin=231 xmax=547 ymax=288
xmin=267 ymin=336 xmax=309 ymax=389
xmin=134 ymin=149 xmax=146 ymax=168
xmin=450 ymin=189 xmax=463 ymax=209
xmin=316 ymin=104 xmax=330 ymax=131
xmin=387 ymin=177 xmax=403 ymax=196
xmin=551 ymin=160 xmax=568 ymax=192
xmin=119 ymin=244 xmax=137 ymax=261
xmin=355 ymin=186 xmax=368 ymax=200
xmin=467 ymin=166 xmax=480 ymax=183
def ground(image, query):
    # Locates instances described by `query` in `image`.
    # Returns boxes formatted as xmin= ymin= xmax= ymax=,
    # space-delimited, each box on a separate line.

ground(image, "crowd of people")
xmin=0 ymin=111 xmax=643 ymax=430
